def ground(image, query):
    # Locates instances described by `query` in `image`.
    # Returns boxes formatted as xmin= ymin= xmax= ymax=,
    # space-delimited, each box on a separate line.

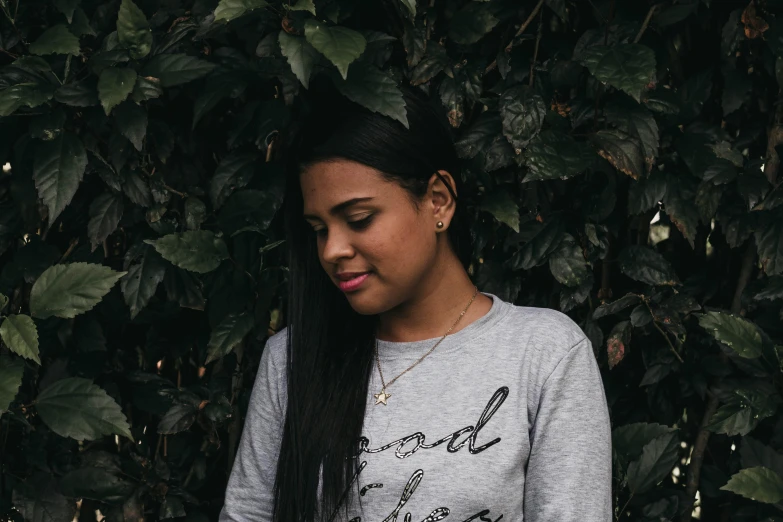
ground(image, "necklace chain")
xmin=374 ymin=286 xmax=479 ymax=400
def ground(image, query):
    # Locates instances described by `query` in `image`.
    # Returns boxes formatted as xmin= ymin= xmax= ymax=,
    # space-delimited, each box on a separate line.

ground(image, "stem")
xmin=528 ymin=10 xmax=543 ymax=87
xmin=641 ymin=296 xmax=685 ymax=364
xmin=730 ymin=238 xmax=756 ymax=316
xmin=63 ymin=55 xmax=71 ymax=84
xmin=484 ymin=0 xmax=546 ymax=74
xmin=679 ymin=390 xmax=720 ymax=522
xmin=633 ymin=4 xmax=660 ymax=44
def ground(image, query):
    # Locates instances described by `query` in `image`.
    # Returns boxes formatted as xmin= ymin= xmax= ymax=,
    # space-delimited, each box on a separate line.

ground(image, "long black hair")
xmin=274 ymin=78 xmax=472 ymax=521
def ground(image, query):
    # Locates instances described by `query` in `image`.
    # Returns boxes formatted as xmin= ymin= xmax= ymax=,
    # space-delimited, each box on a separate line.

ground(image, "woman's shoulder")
xmin=496 ymin=300 xmax=590 ymax=358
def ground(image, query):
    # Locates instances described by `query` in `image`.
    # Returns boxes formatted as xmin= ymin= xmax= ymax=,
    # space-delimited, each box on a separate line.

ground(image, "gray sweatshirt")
xmin=219 ymin=291 xmax=613 ymax=521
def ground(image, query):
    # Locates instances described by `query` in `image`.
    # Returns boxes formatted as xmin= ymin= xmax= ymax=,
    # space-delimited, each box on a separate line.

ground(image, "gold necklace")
xmin=373 ymin=286 xmax=479 ymax=406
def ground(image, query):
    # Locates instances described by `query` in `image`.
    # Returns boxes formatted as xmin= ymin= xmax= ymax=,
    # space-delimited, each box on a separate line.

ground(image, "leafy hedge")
xmin=1 ymin=0 xmax=783 ymax=520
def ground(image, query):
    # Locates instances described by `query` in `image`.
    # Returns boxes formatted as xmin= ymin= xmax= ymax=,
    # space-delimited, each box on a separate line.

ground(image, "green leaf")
xmin=399 ymin=0 xmax=415 ymax=16
xmin=499 ymin=85 xmax=547 ymax=150
xmin=612 ymin=422 xmax=674 ymax=462
xmin=698 ymin=311 xmax=763 ymax=358
xmin=120 ymin=246 xmax=167 ymax=320
xmin=55 ymin=81 xmax=98 ymax=106
xmin=144 ymin=231 xmax=230 ymax=274
xmin=54 ymin=0 xmax=80 ymax=23
xmin=12 ymin=474 xmax=75 ymax=522
xmin=627 ymin=432 xmax=680 ymax=494
xmin=410 ymin=40 xmax=448 ymax=86
xmin=448 ymin=3 xmax=499 ymax=45
xmin=140 ymin=54 xmax=216 ymax=87
xmin=304 ymin=20 xmax=366 ymax=80
xmin=157 ymin=403 xmax=198 ymax=434
xmin=593 ymin=293 xmax=641 ymax=319
xmin=59 ymin=467 xmax=135 ymax=504
xmin=548 ymin=235 xmax=591 ymax=287
xmin=30 ymin=263 xmax=127 ymax=319
xmin=580 ymin=44 xmax=656 ymax=102
xmin=117 ymin=0 xmax=152 ymax=59
xmin=0 ymin=355 xmax=24 ymax=415
xmin=511 ymin=217 xmax=565 ymax=270
xmin=210 ymin=152 xmax=258 ymax=209
xmin=87 ymin=193 xmax=124 ymax=252
xmin=131 ymin=76 xmax=163 ymax=102
xmin=33 ymin=132 xmax=88 ymax=225
xmin=706 ymin=389 xmax=778 ymax=436
xmin=98 ymin=67 xmax=137 ymax=115
xmin=327 ymin=61 xmax=408 ymax=128
xmin=721 ymin=467 xmax=783 ymax=504
xmin=0 ymin=315 xmax=40 ymax=364
xmin=192 ymin=71 xmax=247 ymax=128
xmin=0 ymin=83 xmax=56 ymax=116
xmin=523 ymin=130 xmax=594 ymax=182
xmin=290 ymin=0 xmax=315 ymax=15
xmin=479 ymin=188 xmax=519 ymax=232
xmin=605 ymin=97 xmax=659 ymax=168
xmin=36 ymin=377 xmax=133 ymax=441
xmin=757 ymin=216 xmax=783 ymax=276
xmin=214 ymin=0 xmax=268 ymax=22
xmin=205 ymin=312 xmax=255 ymax=364
xmin=590 ymin=128 xmax=645 ymax=179
xmin=29 ymin=25 xmax=80 ymax=56
xmin=279 ymin=31 xmax=320 ymax=89
xmin=618 ymin=245 xmax=680 ymax=286
xmin=628 ymin=171 xmax=666 ymax=215
xmin=114 ymin=100 xmax=147 ymax=151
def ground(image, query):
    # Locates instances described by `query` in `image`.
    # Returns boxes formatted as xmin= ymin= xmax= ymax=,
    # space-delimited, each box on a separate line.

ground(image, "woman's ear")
xmin=428 ymin=170 xmax=457 ymax=227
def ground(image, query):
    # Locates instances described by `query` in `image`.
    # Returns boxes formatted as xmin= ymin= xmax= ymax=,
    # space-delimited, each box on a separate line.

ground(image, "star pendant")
xmin=374 ymin=389 xmax=391 ymax=405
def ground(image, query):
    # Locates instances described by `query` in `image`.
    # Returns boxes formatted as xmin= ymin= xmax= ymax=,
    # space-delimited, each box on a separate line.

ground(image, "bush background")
xmin=1 ymin=0 xmax=783 ymax=520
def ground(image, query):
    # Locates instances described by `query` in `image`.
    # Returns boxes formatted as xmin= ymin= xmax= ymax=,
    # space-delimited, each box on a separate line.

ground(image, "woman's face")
xmin=300 ymin=158 xmax=452 ymax=315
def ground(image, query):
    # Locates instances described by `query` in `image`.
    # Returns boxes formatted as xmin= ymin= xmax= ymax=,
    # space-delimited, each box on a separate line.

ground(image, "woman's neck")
xmin=375 ymin=262 xmax=493 ymax=343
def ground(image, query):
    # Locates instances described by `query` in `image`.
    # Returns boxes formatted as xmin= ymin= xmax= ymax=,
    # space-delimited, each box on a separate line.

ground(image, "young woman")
xmin=219 ymin=82 xmax=612 ymax=522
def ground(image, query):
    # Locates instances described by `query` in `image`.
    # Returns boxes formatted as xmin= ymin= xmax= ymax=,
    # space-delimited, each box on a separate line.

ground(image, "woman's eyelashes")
xmin=311 ymin=214 xmax=374 ymax=236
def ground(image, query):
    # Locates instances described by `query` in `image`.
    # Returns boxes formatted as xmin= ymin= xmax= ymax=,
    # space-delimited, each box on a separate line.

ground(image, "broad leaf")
xmin=33 ymin=132 xmax=87 ymax=225
xmin=114 ymin=100 xmax=147 ymax=151
xmin=698 ymin=311 xmax=762 ymax=358
xmin=121 ymin=247 xmax=167 ymax=320
xmin=210 ymin=152 xmax=258 ymax=209
xmin=0 ymin=355 xmax=24 ymax=415
xmin=214 ymin=0 xmax=268 ymax=22
xmin=60 ymin=467 xmax=135 ymax=504
xmin=328 ymin=61 xmax=408 ymax=128
xmin=140 ymin=54 xmax=216 ymax=87
xmin=511 ymin=217 xmax=565 ymax=270
xmin=87 ymin=192 xmax=124 ymax=252
xmin=593 ymin=294 xmax=641 ymax=319
xmin=479 ymin=188 xmax=519 ymax=232
xmin=205 ymin=312 xmax=255 ymax=364
xmin=98 ymin=67 xmax=137 ymax=115
xmin=36 ymin=377 xmax=133 ymax=441
xmin=30 ymin=263 xmax=127 ymax=319
xmin=0 ymin=315 xmax=40 ymax=364
xmin=500 ymin=85 xmax=547 ymax=150
xmin=580 ymin=44 xmax=656 ymax=102
xmin=721 ymin=467 xmax=783 ymax=504
xmin=278 ymin=32 xmax=320 ymax=89
xmin=523 ymin=131 xmax=594 ymax=182
xmin=157 ymin=403 xmax=198 ymax=434
xmin=117 ymin=0 xmax=152 ymax=59
xmin=627 ymin=432 xmax=680 ymax=494
xmin=757 ymin=216 xmax=783 ymax=276
xmin=144 ymin=231 xmax=230 ymax=274
xmin=618 ymin=245 xmax=680 ymax=286
xmin=605 ymin=97 xmax=660 ymax=168
xmin=448 ymin=3 xmax=499 ymax=45
xmin=591 ymin=129 xmax=644 ymax=179
xmin=55 ymin=81 xmax=99 ymax=107
xmin=304 ymin=20 xmax=366 ymax=80
xmin=549 ymin=235 xmax=591 ymax=287
xmin=29 ymin=25 xmax=80 ymax=56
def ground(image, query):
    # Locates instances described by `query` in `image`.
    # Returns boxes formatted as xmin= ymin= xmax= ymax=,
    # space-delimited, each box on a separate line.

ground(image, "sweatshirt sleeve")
xmin=219 ymin=335 xmax=286 ymax=522
xmin=523 ymin=336 xmax=613 ymax=522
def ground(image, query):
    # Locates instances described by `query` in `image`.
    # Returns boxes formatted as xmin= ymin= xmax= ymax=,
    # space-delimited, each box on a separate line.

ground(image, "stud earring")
xmin=436 ymin=221 xmax=444 ymax=229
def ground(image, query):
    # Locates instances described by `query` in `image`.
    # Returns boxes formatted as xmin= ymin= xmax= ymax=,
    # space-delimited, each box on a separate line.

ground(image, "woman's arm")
xmin=524 ymin=336 xmax=613 ymax=521
xmin=219 ymin=335 xmax=286 ymax=522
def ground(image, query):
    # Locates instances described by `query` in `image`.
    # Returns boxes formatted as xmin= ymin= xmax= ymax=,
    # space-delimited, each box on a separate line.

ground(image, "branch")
xmin=484 ymin=0 xmax=546 ymax=75
xmin=633 ymin=4 xmax=660 ymax=44
xmin=528 ymin=10 xmax=544 ymax=87
xmin=730 ymin=237 xmax=756 ymax=316
xmin=679 ymin=389 xmax=720 ymax=522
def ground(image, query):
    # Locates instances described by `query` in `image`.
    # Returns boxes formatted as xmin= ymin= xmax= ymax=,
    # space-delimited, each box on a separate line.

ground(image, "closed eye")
xmin=310 ymin=214 xmax=374 ymax=236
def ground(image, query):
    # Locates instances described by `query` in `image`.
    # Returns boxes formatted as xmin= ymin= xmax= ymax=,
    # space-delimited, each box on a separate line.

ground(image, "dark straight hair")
xmin=274 ymin=78 xmax=472 ymax=521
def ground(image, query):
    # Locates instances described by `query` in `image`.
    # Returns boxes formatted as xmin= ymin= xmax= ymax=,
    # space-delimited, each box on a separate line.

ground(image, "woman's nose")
xmin=321 ymin=227 xmax=354 ymax=263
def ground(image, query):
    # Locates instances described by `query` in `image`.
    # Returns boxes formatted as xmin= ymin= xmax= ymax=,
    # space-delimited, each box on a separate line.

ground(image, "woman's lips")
xmin=337 ymin=272 xmax=371 ymax=292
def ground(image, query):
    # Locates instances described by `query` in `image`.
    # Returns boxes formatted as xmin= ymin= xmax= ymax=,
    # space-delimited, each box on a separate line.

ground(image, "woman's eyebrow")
xmin=303 ymin=197 xmax=375 ymax=220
